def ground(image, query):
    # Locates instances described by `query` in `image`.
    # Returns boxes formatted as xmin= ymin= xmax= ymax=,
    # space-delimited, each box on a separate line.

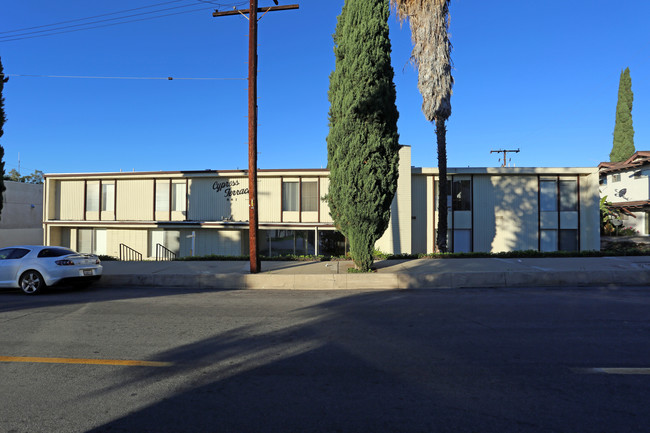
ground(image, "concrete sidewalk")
xmin=97 ymin=256 xmax=650 ymax=290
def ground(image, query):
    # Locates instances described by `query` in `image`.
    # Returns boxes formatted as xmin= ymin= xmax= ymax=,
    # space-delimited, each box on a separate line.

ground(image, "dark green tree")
xmin=326 ymin=0 xmax=400 ymax=271
xmin=0 ymin=57 xmax=7 ymax=221
xmin=610 ymin=67 xmax=635 ymax=162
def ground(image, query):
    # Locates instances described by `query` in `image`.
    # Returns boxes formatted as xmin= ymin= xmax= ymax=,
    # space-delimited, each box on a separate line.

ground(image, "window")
xmin=0 ymin=248 xmax=29 ymax=259
xmin=559 ymin=229 xmax=578 ymax=252
xmin=11 ymin=249 xmax=30 ymax=259
xmin=451 ymin=180 xmax=471 ymax=211
xmin=37 ymin=247 xmax=74 ymax=258
xmin=101 ymin=183 xmax=115 ymax=212
xmin=301 ymin=181 xmax=318 ymax=212
xmin=318 ymin=231 xmax=348 ymax=256
xmin=282 ymin=181 xmax=299 ymax=212
xmin=633 ymin=171 xmax=643 ymax=179
xmin=78 ymin=229 xmax=106 ymax=255
xmin=172 ymin=182 xmax=186 ymax=212
xmin=559 ymin=180 xmax=578 ymax=211
xmin=540 ymin=230 xmax=557 ymax=252
xmin=260 ymin=230 xmax=316 ymax=256
xmin=155 ymin=180 xmax=170 ymax=212
xmin=612 ymin=173 xmax=621 ymax=182
xmin=86 ymin=182 xmax=100 ymax=212
xmin=453 ymin=229 xmax=471 ymax=253
xmin=541 ymin=179 xmax=578 ymax=212
xmin=540 ymin=180 xmax=557 ymax=212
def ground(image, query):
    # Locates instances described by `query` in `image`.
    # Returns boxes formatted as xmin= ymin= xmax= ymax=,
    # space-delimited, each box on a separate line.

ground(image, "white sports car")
xmin=0 ymin=246 xmax=103 ymax=295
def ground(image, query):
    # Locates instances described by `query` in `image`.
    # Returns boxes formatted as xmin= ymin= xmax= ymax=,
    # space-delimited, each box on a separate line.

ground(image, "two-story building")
xmin=43 ymin=146 xmax=601 ymax=258
xmin=599 ymin=151 xmax=650 ymax=235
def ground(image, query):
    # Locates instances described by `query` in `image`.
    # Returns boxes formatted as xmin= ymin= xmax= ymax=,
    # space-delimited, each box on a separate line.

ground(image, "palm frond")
xmin=390 ymin=0 xmax=453 ymax=122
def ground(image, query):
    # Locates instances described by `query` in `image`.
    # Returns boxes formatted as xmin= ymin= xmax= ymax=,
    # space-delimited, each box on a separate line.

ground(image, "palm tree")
xmin=391 ymin=0 xmax=453 ymax=252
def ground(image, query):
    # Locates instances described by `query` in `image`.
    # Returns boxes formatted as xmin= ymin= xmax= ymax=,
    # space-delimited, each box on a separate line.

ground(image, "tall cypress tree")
xmin=327 ymin=0 xmax=400 ymax=271
xmin=610 ymin=67 xmax=635 ymax=162
xmin=0 ymin=57 xmax=7 ymax=221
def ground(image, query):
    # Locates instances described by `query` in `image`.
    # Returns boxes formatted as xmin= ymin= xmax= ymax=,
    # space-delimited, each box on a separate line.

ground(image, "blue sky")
xmin=0 ymin=0 xmax=648 ymax=175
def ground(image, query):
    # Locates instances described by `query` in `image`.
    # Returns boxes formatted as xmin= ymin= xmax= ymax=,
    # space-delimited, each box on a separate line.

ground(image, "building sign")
xmin=212 ymin=179 xmax=249 ymax=201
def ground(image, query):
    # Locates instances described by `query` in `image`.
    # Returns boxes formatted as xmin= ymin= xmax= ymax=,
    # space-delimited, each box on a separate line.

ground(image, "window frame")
xmin=300 ymin=181 xmax=318 ymax=212
xmin=559 ymin=180 xmax=578 ymax=212
xmin=155 ymin=180 xmax=171 ymax=213
xmin=172 ymin=181 xmax=187 ymax=213
xmin=86 ymin=181 xmax=100 ymax=213
xmin=101 ymin=182 xmax=115 ymax=212
xmin=282 ymin=181 xmax=299 ymax=212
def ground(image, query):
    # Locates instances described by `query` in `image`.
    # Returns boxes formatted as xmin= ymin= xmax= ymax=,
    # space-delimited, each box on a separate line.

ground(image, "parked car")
xmin=0 ymin=246 xmax=102 ymax=295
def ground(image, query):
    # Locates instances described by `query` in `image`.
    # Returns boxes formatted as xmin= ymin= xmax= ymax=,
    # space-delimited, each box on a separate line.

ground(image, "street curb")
xmin=95 ymin=269 xmax=650 ymax=290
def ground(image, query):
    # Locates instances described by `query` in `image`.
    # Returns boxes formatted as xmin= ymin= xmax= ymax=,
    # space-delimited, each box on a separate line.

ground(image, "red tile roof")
xmin=599 ymin=151 xmax=650 ymax=174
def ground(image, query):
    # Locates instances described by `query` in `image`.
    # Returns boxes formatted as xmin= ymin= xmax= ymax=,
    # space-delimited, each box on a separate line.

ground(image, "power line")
xmin=0 ymin=0 xmax=249 ymax=36
xmin=0 ymin=1 xmax=249 ymax=43
xmin=1 ymin=73 xmax=246 ymax=81
xmin=0 ymin=0 xmax=193 ymax=35
xmin=0 ymin=5 xmax=211 ymax=42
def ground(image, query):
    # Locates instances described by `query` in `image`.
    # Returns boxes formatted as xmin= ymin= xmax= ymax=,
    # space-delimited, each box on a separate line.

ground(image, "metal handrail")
xmin=119 ymin=243 xmax=143 ymax=261
xmin=155 ymin=243 xmax=177 ymax=261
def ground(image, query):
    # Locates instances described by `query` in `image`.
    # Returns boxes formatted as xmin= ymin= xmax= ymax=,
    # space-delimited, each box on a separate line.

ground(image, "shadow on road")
xmin=74 ymin=288 xmax=650 ymax=433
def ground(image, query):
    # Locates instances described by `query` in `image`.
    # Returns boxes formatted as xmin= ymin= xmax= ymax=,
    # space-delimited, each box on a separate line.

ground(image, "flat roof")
xmin=44 ymin=166 xmax=597 ymax=179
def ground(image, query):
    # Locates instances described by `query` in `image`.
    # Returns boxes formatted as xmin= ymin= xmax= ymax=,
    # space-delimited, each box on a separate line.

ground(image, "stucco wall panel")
xmin=376 ymin=146 xmax=412 ymax=254
xmin=474 ymin=175 xmax=539 ymax=252
xmin=319 ymin=178 xmax=333 ymax=223
xmin=180 ymin=229 xmax=242 ymax=256
xmin=117 ymin=180 xmax=154 ymax=221
xmin=107 ymin=229 xmax=148 ymax=258
xmin=59 ymin=181 xmax=84 ymax=221
xmin=259 ymin=178 xmax=281 ymax=222
xmin=581 ymin=171 xmax=601 ymax=250
xmin=189 ymin=178 xmax=249 ymax=222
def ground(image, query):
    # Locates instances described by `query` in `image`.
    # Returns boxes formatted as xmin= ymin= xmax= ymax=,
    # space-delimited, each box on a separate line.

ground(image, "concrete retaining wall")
xmin=96 ymin=269 xmax=650 ymax=290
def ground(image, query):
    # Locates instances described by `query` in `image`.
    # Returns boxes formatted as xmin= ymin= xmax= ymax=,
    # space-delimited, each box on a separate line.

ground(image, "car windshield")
xmin=37 ymin=247 xmax=76 ymax=258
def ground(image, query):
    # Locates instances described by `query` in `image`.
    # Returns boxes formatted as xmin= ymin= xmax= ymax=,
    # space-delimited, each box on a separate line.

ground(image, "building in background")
xmin=43 ymin=146 xmax=600 ymax=259
xmin=599 ymin=151 xmax=650 ymax=235
xmin=0 ymin=181 xmax=44 ymax=247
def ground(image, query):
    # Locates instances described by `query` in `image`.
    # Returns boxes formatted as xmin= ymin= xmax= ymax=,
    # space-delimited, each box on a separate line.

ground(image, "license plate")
xmin=83 ymin=269 xmax=93 ymax=276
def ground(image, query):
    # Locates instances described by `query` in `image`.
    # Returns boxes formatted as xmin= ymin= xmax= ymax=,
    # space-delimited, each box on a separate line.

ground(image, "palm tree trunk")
xmin=435 ymin=117 xmax=448 ymax=253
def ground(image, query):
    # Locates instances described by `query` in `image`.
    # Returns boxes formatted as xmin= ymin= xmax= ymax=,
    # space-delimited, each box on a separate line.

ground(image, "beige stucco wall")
xmin=473 ymin=175 xmax=540 ymax=252
xmin=375 ymin=145 xmax=412 ymax=255
xmin=189 ymin=177 xmax=249 ymax=222
xmin=0 ymin=181 xmax=44 ymax=247
xmin=58 ymin=180 xmax=84 ymax=221
xmin=117 ymin=180 xmax=154 ymax=221
xmin=581 ymin=171 xmax=601 ymax=249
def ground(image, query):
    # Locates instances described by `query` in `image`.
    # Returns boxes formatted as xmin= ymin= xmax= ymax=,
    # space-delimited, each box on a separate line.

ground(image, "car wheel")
xmin=20 ymin=270 xmax=46 ymax=295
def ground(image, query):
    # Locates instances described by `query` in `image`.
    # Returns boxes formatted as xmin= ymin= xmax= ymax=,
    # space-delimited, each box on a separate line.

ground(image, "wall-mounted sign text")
xmin=213 ymin=180 xmax=249 ymax=201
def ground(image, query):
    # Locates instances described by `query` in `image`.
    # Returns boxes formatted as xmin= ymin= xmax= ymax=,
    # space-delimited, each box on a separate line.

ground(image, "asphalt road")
xmin=1 ymin=285 xmax=649 ymax=433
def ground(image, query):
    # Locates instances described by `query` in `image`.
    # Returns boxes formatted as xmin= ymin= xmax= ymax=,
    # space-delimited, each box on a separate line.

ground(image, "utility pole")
xmin=490 ymin=148 xmax=520 ymax=167
xmin=213 ymin=1 xmax=299 ymax=274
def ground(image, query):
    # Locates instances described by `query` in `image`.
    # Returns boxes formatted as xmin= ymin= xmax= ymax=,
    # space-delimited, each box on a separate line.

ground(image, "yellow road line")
xmin=0 ymin=356 xmax=172 ymax=367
